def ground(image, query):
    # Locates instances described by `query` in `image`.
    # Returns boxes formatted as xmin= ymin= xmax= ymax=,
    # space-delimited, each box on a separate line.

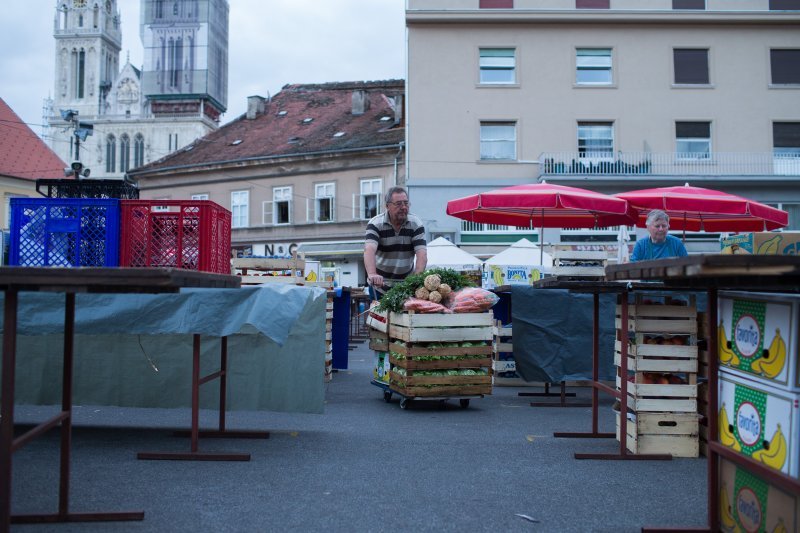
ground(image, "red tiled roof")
xmin=132 ymin=80 xmax=405 ymax=175
xmin=0 ymin=97 xmax=67 ymax=180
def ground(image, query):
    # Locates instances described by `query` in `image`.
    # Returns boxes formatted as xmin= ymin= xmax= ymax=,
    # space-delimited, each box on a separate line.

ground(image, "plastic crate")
xmin=120 ymin=200 xmax=231 ymax=274
xmin=9 ymin=198 xmax=120 ymax=267
xmin=36 ymin=178 xmax=139 ymax=199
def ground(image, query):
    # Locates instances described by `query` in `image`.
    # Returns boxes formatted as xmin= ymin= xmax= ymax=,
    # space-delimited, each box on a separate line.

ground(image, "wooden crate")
xmin=387 ymin=311 xmax=494 ymax=343
xmin=368 ymin=327 xmax=389 ymax=352
xmin=616 ymin=411 xmax=700 ymax=457
xmin=615 ymin=303 xmax=698 ymax=335
xmin=389 ymin=370 xmax=492 ymax=397
xmin=551 ymin=248 xmax=607 ymax=277
xmin=324 ymin=296 xmax=333 ymax=382
xmin=617 ymin=375 xmax=698 ymax=412
xmin=614 ymin=340 xmax=698 ymax=373
xmin=491 ymin=320 xmax=523 ymax=386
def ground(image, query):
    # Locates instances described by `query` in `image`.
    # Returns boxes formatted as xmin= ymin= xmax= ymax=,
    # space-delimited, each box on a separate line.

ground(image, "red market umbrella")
xmin=615 ymin=184 xmax=789 ymax=233
xmin=446 ymin=182 xmax=638 ymax=263
xmin=446 ymin=182 xmax=637 ymax=229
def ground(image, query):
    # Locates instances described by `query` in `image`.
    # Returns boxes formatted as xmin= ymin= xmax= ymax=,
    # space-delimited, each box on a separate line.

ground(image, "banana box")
xmin=720 ymin=231 xmax=800 ymax=255
xmin=718 ymin=292 xmax=799 ymax=392
xmin=483 ymin=264 xmax=545 ymax=289
xmin=373 ymin=351 xmax=390 ymax=383
xmin=719 ymin=456 xmax=799 ymax=533
xmin=718 ymin=370 xmax=799 ymax=478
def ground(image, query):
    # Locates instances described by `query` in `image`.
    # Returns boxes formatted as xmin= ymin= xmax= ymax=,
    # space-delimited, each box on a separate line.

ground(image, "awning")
xmin=297 ymin=241 xmax=365 ymax=257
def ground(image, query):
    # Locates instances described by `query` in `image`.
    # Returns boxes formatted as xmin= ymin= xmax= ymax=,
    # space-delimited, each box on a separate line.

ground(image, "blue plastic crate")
xmin=9 ymin=198 xmax=120 ymax=267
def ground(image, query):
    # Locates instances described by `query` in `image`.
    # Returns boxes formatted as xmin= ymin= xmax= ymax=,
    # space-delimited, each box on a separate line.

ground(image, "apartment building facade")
xmin=406 ymin=0 xmax=800 ymax=254
xmin=128 ymin=80 xmax=405 ymax=287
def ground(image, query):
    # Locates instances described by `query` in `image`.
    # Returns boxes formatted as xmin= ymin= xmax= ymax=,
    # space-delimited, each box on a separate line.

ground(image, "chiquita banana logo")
xmin=719 ymin=403 xmax=741 ymax=452
xmin=750 ymin=328 xmax=786 ymax=379
xmin=751 ymin=423 xmax=787 ymax=471
xmin=719 ymin=483 xmax=738 ymax=531
xmin=718 ymin=320 xmax=740 ymax=366
xmin=755 ymin=234 xmax=782 ymax=255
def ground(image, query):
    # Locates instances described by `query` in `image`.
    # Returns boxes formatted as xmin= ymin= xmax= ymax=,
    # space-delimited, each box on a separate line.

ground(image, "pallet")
xmin=616 ymin=411 xmax=700 ymax=457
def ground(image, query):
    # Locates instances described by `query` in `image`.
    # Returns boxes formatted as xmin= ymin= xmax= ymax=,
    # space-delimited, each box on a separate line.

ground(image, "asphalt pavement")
xmin=11 ymin=339 xmax=707 ymax=532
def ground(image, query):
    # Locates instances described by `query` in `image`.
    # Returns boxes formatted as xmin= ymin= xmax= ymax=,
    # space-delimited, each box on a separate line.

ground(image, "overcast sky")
xmin=1 ymin=0 xmax=406 ymax=137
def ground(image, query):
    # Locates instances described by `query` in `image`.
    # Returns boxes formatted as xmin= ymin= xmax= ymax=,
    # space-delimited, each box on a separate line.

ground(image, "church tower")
xmin=48 ymin=0 xmax=227 ymax=180
xmin=51 ymin=0 xmax=122 ymax=164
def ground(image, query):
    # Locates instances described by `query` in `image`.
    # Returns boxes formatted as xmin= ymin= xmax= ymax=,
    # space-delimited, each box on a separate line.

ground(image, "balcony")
xmin=539 ymin=152 xmax=800 ymax=177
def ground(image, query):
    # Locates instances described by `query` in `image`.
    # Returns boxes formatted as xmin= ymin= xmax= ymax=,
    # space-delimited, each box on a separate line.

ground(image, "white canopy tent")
xmin=483 ymin=238 xmax=552 ymax=289
xmin=425 ymin=237 xmax=484 ymax=271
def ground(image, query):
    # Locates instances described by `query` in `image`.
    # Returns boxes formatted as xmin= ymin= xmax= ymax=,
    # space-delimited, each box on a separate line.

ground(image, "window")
xmin=231 ymin=190 xmax=249 ymax=228
xmin=315 ymin=183 xmax=335 ymax=223
xmin=479 ymin=48 xmax=516 ymax=84
xmin=120 ymin=134 xmax=130 ymax=173
xmin=770 ymin=0 xmax=800 ymax=10
xmin=673 ymin=49 xmax=709 ymax=85
xmin=676 ymin=121 xmax=711 ymax=160
xmin=191 ymin=194 xmax=209 ymax=200
xmin=105 ymin=134 xmax=116 ymax=173
xmin=479 ymin=0 xmax=513 ymax=7
xmin=360 ymin=179 xmax=382 ymax=220
xmin=673 ymin=0 xmax=705 ymax=8
xmin=273 ymin=186 xmax=292 ymax=225
xmin=72 ymin=49 xmax=86 ymax=99
xmin=576 ymin=49 xmax=612 ymax=85
xmin=578 ymin=122 xmax=613 ymax=159
xmin=480 ymin=121 xmax=517 ymax=161
xmin=168 ymin=133 xmax=178 ymax=151
xmin=773 ymin=122 xmax=800 ymax=175
xmin=576 ymin=0 xmax=609 ymax=8
xmin=133 ymin=134 xmax=144 ymax=168
xmin=770 ymin=49 xmax=800 ymax=85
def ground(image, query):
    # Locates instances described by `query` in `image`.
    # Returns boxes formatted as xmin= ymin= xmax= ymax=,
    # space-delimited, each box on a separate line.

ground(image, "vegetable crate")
xmin=119 ymin=200 xmax=231 ymax=274
xmin=614 ymin=294 xmax=699 ymax=457
xmin=9 ymin=197 xmax=120 ymax=267
xmin=386 ymin=311 xmax=493 ymax=398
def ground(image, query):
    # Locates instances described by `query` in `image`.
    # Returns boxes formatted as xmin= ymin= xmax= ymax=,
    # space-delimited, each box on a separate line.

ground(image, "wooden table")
xmin=606 ymin=255 xmax=800 ymax=532
xmin=0 ymin=267 xmax=240 ymax=532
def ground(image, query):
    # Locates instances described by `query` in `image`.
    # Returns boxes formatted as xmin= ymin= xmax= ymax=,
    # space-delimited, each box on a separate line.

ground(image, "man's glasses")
xmin=389 ymin=201 xmax=409 ymax=207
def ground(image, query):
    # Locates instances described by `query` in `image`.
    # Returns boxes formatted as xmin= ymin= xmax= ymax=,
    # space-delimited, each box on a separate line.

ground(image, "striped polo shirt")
xmin=365 ymin=212 xmax=426 ymax=290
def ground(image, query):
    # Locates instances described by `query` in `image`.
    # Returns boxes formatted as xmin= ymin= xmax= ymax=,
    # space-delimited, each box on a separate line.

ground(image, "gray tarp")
xmin=2 ymin=284 xmax=328 ymax=414
xmin=511 ymin=286 xmax=617 ymax=383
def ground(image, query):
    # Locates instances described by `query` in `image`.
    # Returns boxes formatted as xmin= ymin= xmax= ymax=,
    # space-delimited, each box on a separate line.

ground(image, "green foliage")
xmin=376 ymin=268 xmax=475 ymax=313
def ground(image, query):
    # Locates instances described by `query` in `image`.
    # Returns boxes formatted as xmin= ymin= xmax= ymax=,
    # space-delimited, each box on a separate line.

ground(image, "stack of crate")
xmin=491 ymin=320 xmax=520 ymax=386
xmin=386 ymin=312 xmax=493 ymax=398
xmin=325 ymin=295 xmax=334 ymax=382
xmin=614 ymin=294 xmax=700 ymax=457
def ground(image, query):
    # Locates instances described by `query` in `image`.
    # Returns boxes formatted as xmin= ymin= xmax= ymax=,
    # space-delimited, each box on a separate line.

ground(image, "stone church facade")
xmin=47 ymin=0 xmax=228 ymax=179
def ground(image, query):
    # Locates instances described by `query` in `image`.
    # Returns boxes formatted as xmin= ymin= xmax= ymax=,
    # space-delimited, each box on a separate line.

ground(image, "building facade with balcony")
xmin=405 ymin=0 xmax=800 ymax=255
xmin=127 ymin=80 xmax=406 ymax=287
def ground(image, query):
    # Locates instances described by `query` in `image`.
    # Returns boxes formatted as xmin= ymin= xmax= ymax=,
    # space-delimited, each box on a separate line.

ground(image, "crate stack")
xmin=551 ymin=246 xmax=607 ymax=278
xmin=716 ymin=291 xmax=800 ymax=533
xmin=9 ymin=195 xmax=231 ymax=275
xmin=614 ymin=294 xmax=700 ymax=457
xmin=492 ymin=320 xmax=520 ymax=386
xmin=386 ymin=312 xmax=493 ymax=398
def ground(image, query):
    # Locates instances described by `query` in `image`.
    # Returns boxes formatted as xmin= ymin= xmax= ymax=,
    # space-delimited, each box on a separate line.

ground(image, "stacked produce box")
xmin=387 ymin=311 xmax=494 ymax=399
xmin=716 ymin=291 xmax=799 ymax=533
xmin=325 ymin=295 xmax=333 ymax=382
xmin=491 ymin=320 xmax=519 ymax=386
xmin=614 ymin=294 xmax=700 ymax=457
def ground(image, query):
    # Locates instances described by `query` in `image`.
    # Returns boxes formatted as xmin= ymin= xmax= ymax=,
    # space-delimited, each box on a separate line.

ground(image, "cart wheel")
xmin=383 ymin=390 xmax=392 ymax=403
xmin=438 ymin=400 xmax=446 ymax=410
xmin=400 ymin=398 xmax=410 ymax=410
xmin=459 ymin=399 xmax=470 ymax=409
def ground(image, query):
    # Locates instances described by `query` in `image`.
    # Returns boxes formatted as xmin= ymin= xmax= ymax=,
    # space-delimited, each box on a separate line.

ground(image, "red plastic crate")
xmin=120 ymin=200 xmax=231 ymax=274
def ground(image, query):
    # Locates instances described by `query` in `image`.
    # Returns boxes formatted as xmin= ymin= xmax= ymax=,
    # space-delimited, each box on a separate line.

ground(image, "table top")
xmin=0 ymin=267 xmax=241 ymax=293
xmin=606 ymin=254 xmax=800 ymax=291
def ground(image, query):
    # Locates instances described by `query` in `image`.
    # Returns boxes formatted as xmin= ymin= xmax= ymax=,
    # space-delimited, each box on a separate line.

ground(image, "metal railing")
xmin=539 ymin=152 xmax=800 ymax=177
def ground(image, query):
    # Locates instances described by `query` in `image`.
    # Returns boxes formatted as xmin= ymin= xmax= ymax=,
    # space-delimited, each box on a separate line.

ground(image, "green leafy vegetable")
xmin=376 ymin=268 xmax=475 ymax=313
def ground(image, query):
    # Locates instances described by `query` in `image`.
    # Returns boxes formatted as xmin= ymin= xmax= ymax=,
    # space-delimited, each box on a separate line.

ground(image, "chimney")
xmin=392 ymin=95 xmax=404 ymax=126
xmin=246 ymin=95 xmax=266 ymax=119
xmin=351 ymin=90 xmax=370 ymax=116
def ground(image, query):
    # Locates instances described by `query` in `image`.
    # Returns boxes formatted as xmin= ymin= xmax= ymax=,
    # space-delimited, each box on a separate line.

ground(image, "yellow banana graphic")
xmin=772 ymin=518 xmax=788 ymax=533
xmin=753 ymin=328 xmax=786 ymax=379
xmin=756 ymin=234 xmax=782 ymax=255
xmin=751 ymin=424 xmax=787 ymax=471
xmin=491 ymin=265 xmax=503 ymax=287
xmin=720 ymin=483 xmax=737 ymax=531
xmin=718 ymin=320 xmax=739 ymax=366
xmin=719 ymin=404 xmax=741 ymax=452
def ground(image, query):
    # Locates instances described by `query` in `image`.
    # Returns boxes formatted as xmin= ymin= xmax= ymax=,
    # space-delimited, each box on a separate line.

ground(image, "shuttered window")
xmin=676 ymin=122 xmax=711 ymax=160
xmin=770 ymin=49 xmax=800 ymax=84
xmin=674 ymin=49 xmax=709 ymax=84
